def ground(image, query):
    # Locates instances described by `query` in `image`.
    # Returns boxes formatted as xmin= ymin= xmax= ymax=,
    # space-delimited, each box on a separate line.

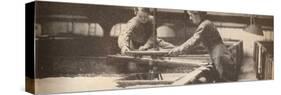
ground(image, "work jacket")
xmin=181 ymin=19 xmax=237 ymax=81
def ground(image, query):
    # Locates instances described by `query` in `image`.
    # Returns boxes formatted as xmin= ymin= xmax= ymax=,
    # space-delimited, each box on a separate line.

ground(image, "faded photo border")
xmin=25 ymin=0 xmax=277 ymax=95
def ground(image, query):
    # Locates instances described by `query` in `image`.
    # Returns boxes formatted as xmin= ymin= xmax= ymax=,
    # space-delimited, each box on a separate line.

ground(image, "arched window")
xmin=110 ymin=23 xmax=127 ymax=37
xmin=157 ymin=25 xmax=176 ymax=38
xmin=89 ymin=23 xmax=104 ymax=37
xmin=43 ymin=21 xmax=69 ymax=36
xmin=73 ymin=22 xmax=89 ymax=36
xmin=42 ymin=21 xmax=104 ymax=37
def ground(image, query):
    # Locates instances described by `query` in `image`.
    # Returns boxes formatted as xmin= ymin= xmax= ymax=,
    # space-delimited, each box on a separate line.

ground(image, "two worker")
xmin=118 ymin=7 xmax=236 ymax=82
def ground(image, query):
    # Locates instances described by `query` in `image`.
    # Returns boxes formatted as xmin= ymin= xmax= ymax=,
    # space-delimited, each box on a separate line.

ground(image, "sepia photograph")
xmin=26 ymin=1 xmax=274 ymax=94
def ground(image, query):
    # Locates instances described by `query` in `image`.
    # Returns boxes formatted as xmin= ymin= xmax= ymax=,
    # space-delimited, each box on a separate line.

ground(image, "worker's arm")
xmin=168 ymin=23 xmax=207 ymax=55
xmin=181 ymin=27 xmax=204 ymax=50
xmin=138 ymin=16 xmax=156 ymax=50
xmin=118 ymin=20 xmax=137 ymax=54
xmin=139 ymin=36 xmax=176 ymax=50
xmin=138 ymin=35 xmax=154 ymax=50
xmin=158 ymin=39 xmax=175 ymax=49
xmin=138 ymin=16 xmax=175 ymax=50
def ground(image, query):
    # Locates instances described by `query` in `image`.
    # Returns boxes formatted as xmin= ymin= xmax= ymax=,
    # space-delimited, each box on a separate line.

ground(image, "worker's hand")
xmin=198 ymin=65 xmax=212 ymax=71
xmin=121 ymin=46 xmax=130 ymax=55
xmin=138 ymin=45 xmax=149 ymax=51
xmin=168 ymin=46 xmax=185 ymax=56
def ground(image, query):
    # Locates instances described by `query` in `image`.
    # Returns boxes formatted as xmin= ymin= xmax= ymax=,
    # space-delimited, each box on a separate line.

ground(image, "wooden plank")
xmin=125 ymin=50 xmax=169 ymax=56
xmin=107 ymin=55 xmax=209 ymax=66
xmin=172 ymin=66 xmax=210 ymax=85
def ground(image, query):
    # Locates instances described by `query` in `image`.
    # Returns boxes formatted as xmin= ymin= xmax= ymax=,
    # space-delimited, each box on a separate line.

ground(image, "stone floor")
xmin=34 ymin=73 xmax=186 ymax=94
xmin=35 ymin=76 xmax=120 ymax=94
